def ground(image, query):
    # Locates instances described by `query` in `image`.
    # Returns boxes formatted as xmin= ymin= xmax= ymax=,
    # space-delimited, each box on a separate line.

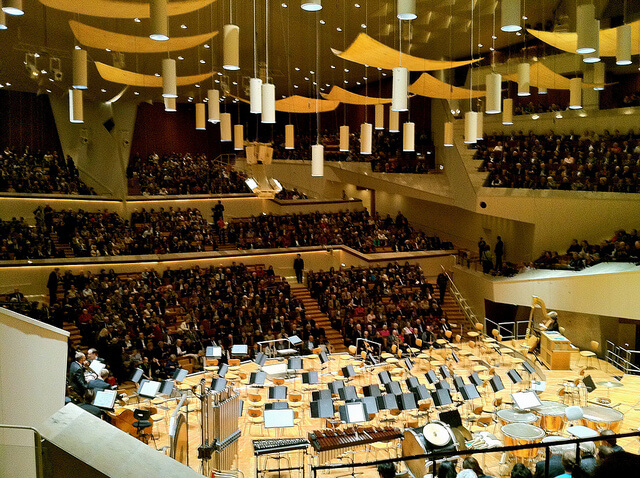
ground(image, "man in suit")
xmin=69 ymin=352 xmax=88 ymax=395
xmin=47 ymin=268 xmax=60 ymax=306
xmin=87 ymin=369 xmax=111 ymax=391
xmin=293 ymin=254 xmax=304 ymax=284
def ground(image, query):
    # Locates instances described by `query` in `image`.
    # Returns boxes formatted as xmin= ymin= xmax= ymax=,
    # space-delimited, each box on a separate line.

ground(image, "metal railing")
xmin=0 ymin=424 xmax=44 ymax=478
xmin=606 ymin=340 xmax=640 ymax=375
xmin=441 ymin=265 xmax=480 ymax=331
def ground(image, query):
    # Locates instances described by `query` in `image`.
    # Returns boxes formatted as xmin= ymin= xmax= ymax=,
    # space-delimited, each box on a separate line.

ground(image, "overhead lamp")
xmin=391 ymin=67 xmax=408 ymax=111
xmin=149 ymin=0 xmax=169 ymax=41
xmin=576 ymin=3 xmax=597 ymax=54
xmin=234 ymin=124 xmax=244 ymax=150
xmin=443 ymin=121 xmax=453 ymax=147
xmin=485 ymin=72 xmax=502 ymax=114
xmin=339 ymin=125 xmax=349 ymax=151
xmin=616 ymin=24 xmax=632 ymax=66
xmin=301 ymin=0 xmax=322 ymax=11
xmin=517 ymin=63 xmax=530 ymax=96
xmin=220 ymin=112 xmax=232 ymax=141
xmin=569 ymin=77 xmax=582 ymax=109
xmin=360 ymin=123 xmax=373 ymax=154
xmin=164 ymin=97 xmax=177 ymax=112
xmin=162 ymin=58 xmax=177 ymax=98
xmin=582 ymin=20 xmax=600 ymax=63
xmin=538 ymin=86 xmax=547 ymax=95
xmin=397 ymin=0 xmax=416 ymax=21
xmin=403 ymin=122 xmax=415 ymax=152
xmin=375 ymin=104 xmax=384 ymax=130
xmin=2 ymin=0 xmax=24 ymax=16
xmin=464 ymin=112 xmax=477 ymax=144
xmin=261 ymin=83 xmax=276 ymax=123
xmin=501 ymin=0 xmax=521 ymax=32
xmin=311 ymin=144 xmax=324 ymax=176
xmin=593 ymin=62 xmax=605 ymax=91
xmin=195 ymin=103 xmax=206 ymax=130
xmin=223 ymin=24 xmax=240 ymax=70
xmin=476 ymin=112 xmax=484 ymax=141
xmin=250 ymin=77 xmax=262 ymax=114
xmin=0 ymin=10 xmax=8 ymax=29
xmin=207 ymin=89 xmax=220 ymax=123
xmin=69 ymin=89 xmax=83 ymax=123
xmin=502 ymin=98 xmax=513 ymax=125
xmin=72 ymin=48 xmax=88 ymax=90
xmin=285 ymin=124 xmax=295 ymax=149
xmin=389 ymin=109 xmax=399 ymax=132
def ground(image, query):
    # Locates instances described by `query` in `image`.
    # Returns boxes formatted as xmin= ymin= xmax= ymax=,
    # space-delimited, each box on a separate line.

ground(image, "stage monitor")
xmin=339 ymin=402 xmax=367 ymax=424
xmin=385 ymin=381 xmax=402 ymax=395
xmin=302 ymin=371 xmax=319 ymax=384
xmin=310 ymin=399 xmax=334 ymax=418
xmin=269 ymin=386 xmax=288 ymax=400
xmin=338 ymin=385 xmax=358 ymax=401
xmin=341 ymin=365 xmax=356 ymax=378
xmin=425 ymin=370 xmax=438 ymax=384
xmin=431 ymin=388 xmax=453 ymax=407
xmin=439 ymin=365 xmax=451 ymax=379
xmin=406 ymin=376 xmax=420 ymax=390
xmin=359 ymin=396 xmax=379 ymax=415
xmin=211 ymin=378 xmax=227 ymax=392
xmin=489 ymin=375 xmax=504 ymax=393
xmin=92 ymin=389 xmax=117 ymax=410
xmin=397 ymin=392 xmax=418 ymax=411
xmin=131 ymin=368 xmax=144 ymax=384
xmin=460 ymin=384 xmax=481 ymax=401
xmin=172 ymin=368 xmax=188 ymax=382
xmin=328 ymin=381 xmax=345 ymax=395
xmin=439 ymin=409 xmax=463 ymax=428
xmin=249 ymin=371 xmax=267 ymax=386
xmin=288 ymin=335 xmax=303 ymax=346
xmin=206 ymin=346 xmax=222 ymax=358
xmin=522 ymin=361 xmax=535 ymax=374
xmin=363 ymin=384 xmax=382 ymax=397
xmin=412 ymin=384 xmax=431 ymax=402
xmin=288 ymin=357 xmax=303 ymax=370
xmin=452 ymin=375 xmax=465 ymax=392
xmin=218 ymin=363 xmax=229 ymax=378
xmin=264 ymin=408 xmax=294 ymax=428
xmin=511 ymin=391 xmax=543 ymax=410
xmin=312 ymin=389 xmax=332 ymax=401
xmin=507 ymin=369 xmax=523 ymax=384
xmin=378 ymin=371 xmax=392 ymax=385
xmin=265 ymin=402 xmax=289 ymax=410
xmin=434 ymin=380 xmax=451 ymax=391
xmin=231 ymin=344 xmax=248 ymax=356
xmin=583 ymin=375 xmax=596 ymax=393
xmin=159 ymin=380 xmax=174 ymax=396
xmin=376 ymin=394 xmax=398 ymax=411
xmin=254 ymin=352 xmax=267 ymax=366
xmin=468 ymin=372 xmax=483 ymax=387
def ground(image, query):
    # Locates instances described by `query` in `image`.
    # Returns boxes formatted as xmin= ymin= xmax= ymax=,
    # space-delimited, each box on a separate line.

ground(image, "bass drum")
xmin=403 ymin=423 xmax=458 ymax=478
xmin=170 ymin=412 xmax=188 ymax=464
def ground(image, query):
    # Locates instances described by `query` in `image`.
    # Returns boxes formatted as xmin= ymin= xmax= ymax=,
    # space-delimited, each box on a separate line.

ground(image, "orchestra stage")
xmin=115 ymin=341 xmax=640 ymax=477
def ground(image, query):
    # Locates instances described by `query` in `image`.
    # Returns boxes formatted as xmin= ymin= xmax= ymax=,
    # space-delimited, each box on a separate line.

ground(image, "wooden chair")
xmin=578 ymin=341 xmax=600 ymax=370
xmin=244 ymin=408 xmax=264 ymax=436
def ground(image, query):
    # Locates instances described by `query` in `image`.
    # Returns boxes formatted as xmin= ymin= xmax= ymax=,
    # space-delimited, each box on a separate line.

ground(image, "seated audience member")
xmin=87 ymin=369 xmax=112 ymax=391
xmin=593 ymin=451 xmax=640 ymax=477
xmin=511 ymin=463 xmax=533 ymax=478
xmin=377 ymin=462 xmax=396 ymax=478
xmin=579 ymin=441 xmax=597 ymax=477
xmin=599 ymin=429 xmax=624 ymax=452
xmin=555 ymin=450 xmax=577 ymax=478
xmin=457 ymin=471 xmax=477 ymax=478
xmin=437 ymin=461 xmax=457 ymax=478
xmin=535 ymin=443 xmax=567 ymax=478
xmin=463 ymin=457 xmax=493 ymax=478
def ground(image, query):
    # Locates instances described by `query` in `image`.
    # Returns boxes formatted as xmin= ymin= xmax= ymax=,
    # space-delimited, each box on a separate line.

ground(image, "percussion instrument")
xmin=402 ymin=423 xmax=458 ymax=478
xmin=535 ymin=401 xmax=566 ymax=434
xmin=580 ymin=405 xmax=624 ymax=433
xmin=501 ymin=423 xmax=545 ymax=459
xmin=309 ymin=426 xmax=402 ymax=463
xmin=497 ymin=408 xmax=540 ymax=427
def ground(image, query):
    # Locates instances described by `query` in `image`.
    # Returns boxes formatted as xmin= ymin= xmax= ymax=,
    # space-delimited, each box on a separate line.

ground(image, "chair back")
xmin=445 ymin=330 xmax=453 ymax=339
xmin=133 ymin=408 xmax=150 ymax=421
xmin=348 ymin=345 xmax=357 ymax=355
xmin=475 ymin=323 xmax=484 ymax=332
xmin=590 ymin=341 xmax=599 ymax=352
xmin=415 ymin=339 xmax=423 ymax=348
xmin=228 ymin=359 xmax=241 ymax=367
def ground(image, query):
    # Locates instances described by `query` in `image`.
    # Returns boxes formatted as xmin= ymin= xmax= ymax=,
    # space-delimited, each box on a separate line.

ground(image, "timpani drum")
xmin=497 ymin=408 xmax=540 ymax=427
xmin=580 ymin=405 xmax=624 ymax=433
xmin=535 ymin=401 xmax=567 ymax=434
xmin=501 ymin=423 xmax=546 ymax=459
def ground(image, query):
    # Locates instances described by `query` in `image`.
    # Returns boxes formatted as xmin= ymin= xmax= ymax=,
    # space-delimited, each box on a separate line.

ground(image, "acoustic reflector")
xmin=301 ymin=0 xmax=322 ymax=12
xmin=311 ymin=144 xmax=324 ymax=176
xmin=162 ymin=58 xmax=177 ymax=98
xmin=285 ymin=124 xmax=295 ymax=149
xmin=389 ymin=109 xmax=399 ymax=132
xmin=593 ymin=62 xmax=605 ymax=91
xmin=220 ymin=113 xmax=232 ymax=141
xmin=375 ymin=104 xmax=384 ymax=130
xmin=234 ymin=124 xmax=244 ymax=150
xmin=0 ymin=10 xmax=7 ymax=29
xmin=476 ymin=112 xmax=484 ymax=141
xmin=360 ymin=123 xmax=373 ymax=154
xmin=576 ymin=3 xmax=597 ymax=54
xmin=517 ymin=63 xmax=530 ymax=96
xmin=72 ymin=49 xmax=88 ymax=90
xmin=69 ymin=89 xmax=83 ymax=123
xmin=616 ymin=24 xmax=632 ymax=65
xmin=2 ymin=0 xmax=23 ymax=16
xmin=164 ymin=97 xmax=176 ymax=112
xmin=501 ymin=0 xmax=521 ymax=32
xmin=207 ymin=89 xmax=220 ymax=123
xmin=397 ymin=0 xmax=416 ymax=21
xmin=569 ymin=77 xmax=582 ymax=109
xmin=502 ymin=98 xmax=513 ymax=125
xmin=582 ymin=21 xmax=600 ymax=63
xmin=223 ymin=24 xmax=240 ymax=70
xmin=443 ymin=121 xmax=453 ymax=147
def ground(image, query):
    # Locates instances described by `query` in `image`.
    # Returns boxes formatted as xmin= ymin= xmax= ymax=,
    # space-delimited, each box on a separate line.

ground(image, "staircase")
xmin=63 ymin=321 xmax=83 ymax=350
xmin=440 ymin=288 xmax=472 ymax=336
xmin=290 ymin=282 xmax=347 ymax=353
xmin=50 ymin=232 xmax=74 ymax=258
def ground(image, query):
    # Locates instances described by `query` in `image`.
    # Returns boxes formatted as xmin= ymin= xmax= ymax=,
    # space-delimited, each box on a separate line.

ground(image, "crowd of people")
xmin=476 ymin=129 xmax=640 ymax=193
xmin=0 ymin=215 xmax=63 ymax=260
xmin=0 ymin=146 xmax=94 ymax=195
xmin=274 ymin=187 xmax=308 ymax=200
xmin=307 ymin=264 xmax=453 ymax=351
xmin=514 ymin=102 xmax=565 ymax=116
xmin=126 ymin=152 xmax=251 ymax=195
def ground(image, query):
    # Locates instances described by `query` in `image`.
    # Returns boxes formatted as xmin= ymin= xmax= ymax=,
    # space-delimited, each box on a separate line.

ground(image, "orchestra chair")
xmin=559 ymin=326 xmax=566 ymax=335
xmin=228 ymin=358 xmax=241 ymax=373
xmin=289 ymin=392 xmax=305 ymax=411
xmin=577 ymin=341 xmax=600 ymax=370
xmin=271 ymin=377 xmax=285 ymax=386
xmin=565 ymin=406 xmax=598 ymax=439
xmin=244 ymin=408 xmax=265 ymax=437
xmin=248 ymin=392 xmax=265 ymax=409
xmin=150 ymin=412 xmax=166 ymax=439
xmin=348 ymin=345 xmax=357 ymax=356
xmin=132 ymin=408 xmax=156 ymax=446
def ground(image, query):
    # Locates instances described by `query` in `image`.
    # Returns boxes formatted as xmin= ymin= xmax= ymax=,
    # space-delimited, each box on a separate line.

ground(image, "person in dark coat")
xmin=495 ymin=236 xmax=504 ymax=271
xmin=47 ymin=267 xmax=60 ymax=305
xmin=293 ymin=254 xmax=304 ymax=284
xmin=436 ymin=272 xmax=448 ymax=303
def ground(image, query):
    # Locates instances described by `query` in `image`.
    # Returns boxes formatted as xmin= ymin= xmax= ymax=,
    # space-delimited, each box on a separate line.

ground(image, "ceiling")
xmin=0 ymin=0 xmax=620 ymax=106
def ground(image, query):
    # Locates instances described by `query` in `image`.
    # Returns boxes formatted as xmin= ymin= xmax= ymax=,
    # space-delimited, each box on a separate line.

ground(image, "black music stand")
xmin=431 ymin=388 xmax=453 ymax=408
xmin=406 ymin=376 xmax=420 ymax=390
xmin=131 ymin=368 xmax=144 ymax=384
xmin=338 ymin=402 xmax=367 ymax=424
xmin=172 ymin=368 xmax=189 ymax=382
xmin=269 ymin=386 xmax=288 ymax=400
xmin=250 ymin=371 xmax=267 ymax=386
xmin=254 ymin=352 xmax=267 ymax=367
xmin=265 ymin=402 xmax=289 ymax=410
xmin=460 ymin=384 xmax=481 ymax=401
xmin=468 ymin=372 xmax=483 ymax=387
xmin=434 ymin=380 xmax=451 ymax=391
xmin=378 ymin=370 xmax=392 ymax=385
xmin=362 ymin=384 xmax=382 ymax=397
xmin=385 ymin=380 xmax=402 ymax=395
xmin=452 ymin=375 xmax=465 ymax=392
xmin=302 ymin=371 xmax=319 ymax=384
xmin=412 ymin=384 xmax=431 ymax=402
xmin=507 ymin=369 xmax=523 ymax=384
xmin=132 ymin=408 xmax=155 ymax=446
xmin=328 ymin=380 xmax=345 ymax=395
xmin=312 ymin=389 xmax=332 ymax=401
xmin=397 ymin=392 xmax=418 ymax=411
xmin=217 ymin=363 xmax=229 ymax=378
xmin=358 ymin=396 xmax=379 ymax=415
xmin=489 ymin=375 xmax=505 ymax=393
xmin=210 ymin=378 xmax=227 ymax=392
xmin=425 ymin=370 xmax=438 ymax=384
xmin=439 ymin=364 xmax=451 ymax=379
xmin=310 ymin=399 xmax=335 ymax=419
xmin=338 ymin=385 xmax=358 ymax=401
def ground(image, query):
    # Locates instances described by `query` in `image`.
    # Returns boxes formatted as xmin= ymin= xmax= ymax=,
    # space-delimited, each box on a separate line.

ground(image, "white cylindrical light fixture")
xmin=195 ymin=103 xmax=206 ymax=130
xmin=538 ymin=86 xmax=547 ymax=95
xmin=360 ymin=123 xmax=373 ymax=154
xmin=593 ymin=62 xmax=605 ymax=91
xmin=392 ymin=67 xmax=408 ymax=111
xmin=208 ymin=89 xmax=220 ymax=123
xmin=223 ymin=24 xmax=240 ymax=70
xmin=389 ymin=109 xmax=400 ymax=132
xmin=464 ymin=112 xmax=477 ymax=144
xmin=616 ymin=24 xmax=632 ymax=65
xmin=403 ymin=122 xmax=415 ymax=152
xmin=517 ymin=63 xmax=530 ymax=96
xmin=302 ymin=0 xmax=322 ymax=11
xmin=397 ymin=0 xmax=416 ymax=20
xmin=476 ymin=112 xmax=484 ymax=141
xmin=485 ymin=72 xmax=502 ymax=114
xmin=234 ymin=124 xmax=244 ymax=150
xmin=375 ymin=104 xmax=384 ymax=130
xmin=569 ymin=77 xmax=582 ymax=109
xmin=583 ymin=20 xmax=600 ymax=63
xmin=164 ymin=97 xmax=176 ymax=112
xmin=2 ymin=0 xmax=24 ymax=16
xmin=285 ymin=124 xmax=295 ymax=149
xmin=502 ymin=98 xmax=513 ymax=125
xmin=261 ymin=83 xmax=276 ymax=123
xmin=250 ymin=78 xmax=262 ymax=114
xmin=339 ymin=125 xmax=349 ymax=151
xmin=311 ymin=144 xmax=324 ymax=176
xmin=0 ymin=10 xmax=8 ymax=30
xmin=162 ymin=58 xmax=177 ymax=98
xmin=150 ymin=0 xmax=169 ymax=41
xmin=501 ymin=0 xmax=521 ymax=32
xmin=72 ymin=49 xmax=88 ymax=90
xmin=443 ymin=122 xmax=453 ymax=147
xmin=220 ymin=112 xmax=232 ymax=141
xmin=576 ymin=3 xmax=597 ymax=54
xmin=69 ymin=89 xmax=83 ymax=123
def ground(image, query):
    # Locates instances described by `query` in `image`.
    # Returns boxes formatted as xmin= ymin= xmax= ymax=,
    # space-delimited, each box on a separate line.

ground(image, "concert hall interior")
xmin=3 ymin=0 xmax=640 ymax=477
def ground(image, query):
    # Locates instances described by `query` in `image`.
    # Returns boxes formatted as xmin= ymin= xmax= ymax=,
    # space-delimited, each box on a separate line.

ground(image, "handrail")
xmin=441 ymin=263 xmax=480 ymax=330
xmin=0 ymin=424 xmax=44 ymax=478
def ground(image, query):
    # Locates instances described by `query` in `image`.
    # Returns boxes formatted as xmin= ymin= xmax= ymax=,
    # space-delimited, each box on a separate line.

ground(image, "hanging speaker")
xmin=69 ymin=89 xmax=83 ymax=123
xmin=220 ymin=113 xmax=232 ymax=141
xmin=389 ymin=109 xmax=400 ymax=132
xmin=485 ymin=72 xmax=501 ymax=114
xmin=464 ymin=111 xmax=477 ymax=144
xmin=195 ymin=103 xmax=206 ymax=130
xmin=617 ymin=24 xmax=632 ymax=66
xmin=392 ymin=67 xmax=408 ymax=111
xmin=261 ymin=83 xmax=276 ymax=124
xmin=150 ymin=0 xmax=169 ymax=41
xmin=375 ymin=104 xmax=384 ymax=130
xmin=223 ymin=24 xmax=240 ymax=70
xmin=72 ymin=49 xmax=88 ymax=90
xmin=502 ymin=98 xmax=513 ymax=125
xmin=162 ymin=58 xmax=177 ymax=98
xmin=517 ymin=63 xmax=530 ymax=96
xmin=234 ymin=124 xmax=244 ymax=150
xmin=569 ymin=78 xmax=582 ymax=110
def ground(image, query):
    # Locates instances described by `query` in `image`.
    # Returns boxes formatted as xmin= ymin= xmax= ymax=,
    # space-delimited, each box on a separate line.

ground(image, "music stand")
xmin=211 ymin=378 xmax=227 ymax=392
xmin=531 ymin=380 xmax=547 ymax=393
xmin=406 ymin=376 xmax=420 ymax=390
xmin=412 ymin=384 xmax=431 ymax=402
xmin=362 ymin=384 xmax=382 ymax=397
xmin=507 ymin=369 xmax=523 ymax=384
xmin=583 ymin=375 xmax=596 ymax=393
xmin=288 ymin=335 xmax=303 ymax=347
xmin=172 ymin=368 xmax=188 ymax=382
xmin=425 ymin=370 xmax=438 ymax=384
xmin=452 ymin=376 xmax=465 ymax=392
xmin=376 ymin=394 xmax=398 ymax=411
xmin=434 ymin=380 xmax=451 ymax=391
xmin=302 ymin=371 xmax=319 ymax=384
xmin=460 ymin=384 xmax=481 ymax=401
xmin=402 ymin=358 xmax=414 ymax=371
xmin=310 ymin=399 xmax=335 ymax=419
xmin=159 ymin=380 xmax=174 ymax=396
xmin=439 ymin=365 xmax=451 ymax=379
xmin=288 ymin=357 xmax=303 ymax=370
xmin=431 ymin=388 xmax=453 ymax=408
xmin=338 ymin=386 xmax=358 ymax=401
xmin=265 ymin=402 xmax=289 ymax=410
xmin=328 ymin=380 xmax=345 ymax=395
xmin=206 ymin=346 xmax=222 ymax=359
xmin=359 ymin=396 xmax=379 ymax=415
xmin=451 ymin=351 xmax=460 ymax=363
xmin=264 ymin=408 xmax=295 ymax=438
xmin=312 ymin=389 xmax=332 ymax=401
xmin=254 ymin=352 xmax=267 ymax=367
xmin=341 ymin=364 xmax=356 ymax=379
xmin=231 ymin=344 xmax=248 ymax=357
xmin=489 ymin=375 xmax=505 ymax=393
xmin=92 ymin=389 xmax=117 ymax=410
xmin=397 ymin=392 xmax=418 ymax=411
xmin=269 ymin=386 xmax=288 ymax=400
xmin=439 ymin=409 xmax=463 ymax=429
xmin=138 ymin=379 xmax=161 ymax=399
xmin=378 ymin=370 xmax=392 ymax=385
xmin=239 ymin=400 xmax=244 ymax=416
xmin=468 ymin=372 xmax=482 ymax=387
xmin=339 ymin=402 xmax=367 ymax=424
xmin=522 ymin=361 xmax=535 ymax=374
xmin=249 ymin=371 xmax=267 ymax=386
xmin=217 ymin=363 xmax=229 ymax=378
xmin=511 ymin=391 xmax=542 ymax=410
xmin=131 ymin=368 xmax=144 ymax=384
xmin=385 ymin=381 xmax=402 ymax=395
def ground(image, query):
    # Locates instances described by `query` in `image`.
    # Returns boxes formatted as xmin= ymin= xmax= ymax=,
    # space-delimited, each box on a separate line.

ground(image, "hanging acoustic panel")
xmin=95 ymin=62 xmax=213 ymax=87
xmin=38 ymin=0 xmax=216 ymax=19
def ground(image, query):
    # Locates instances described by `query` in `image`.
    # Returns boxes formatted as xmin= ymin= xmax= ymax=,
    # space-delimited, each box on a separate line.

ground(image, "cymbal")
xmin=597 ymin=381 xmax=623 ymax=388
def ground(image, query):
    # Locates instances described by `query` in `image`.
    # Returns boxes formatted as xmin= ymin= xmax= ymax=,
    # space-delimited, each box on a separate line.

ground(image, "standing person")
xmin=481 ymin=245 xmax=493 ymax=274
xmin=478 ymin=237 xmax=487 ymax=258
xmin=212 ymin=200 xmax=225 ymax=223
xmin=495 ymin=236 xmax=504 ymax=271
xmin=436 ymin=271 xmax=448 ymax=303
xmin=47 ymin=267 xmax=60 ymax=306
xmin=293 ymin=254 xmax=304 ymax=284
